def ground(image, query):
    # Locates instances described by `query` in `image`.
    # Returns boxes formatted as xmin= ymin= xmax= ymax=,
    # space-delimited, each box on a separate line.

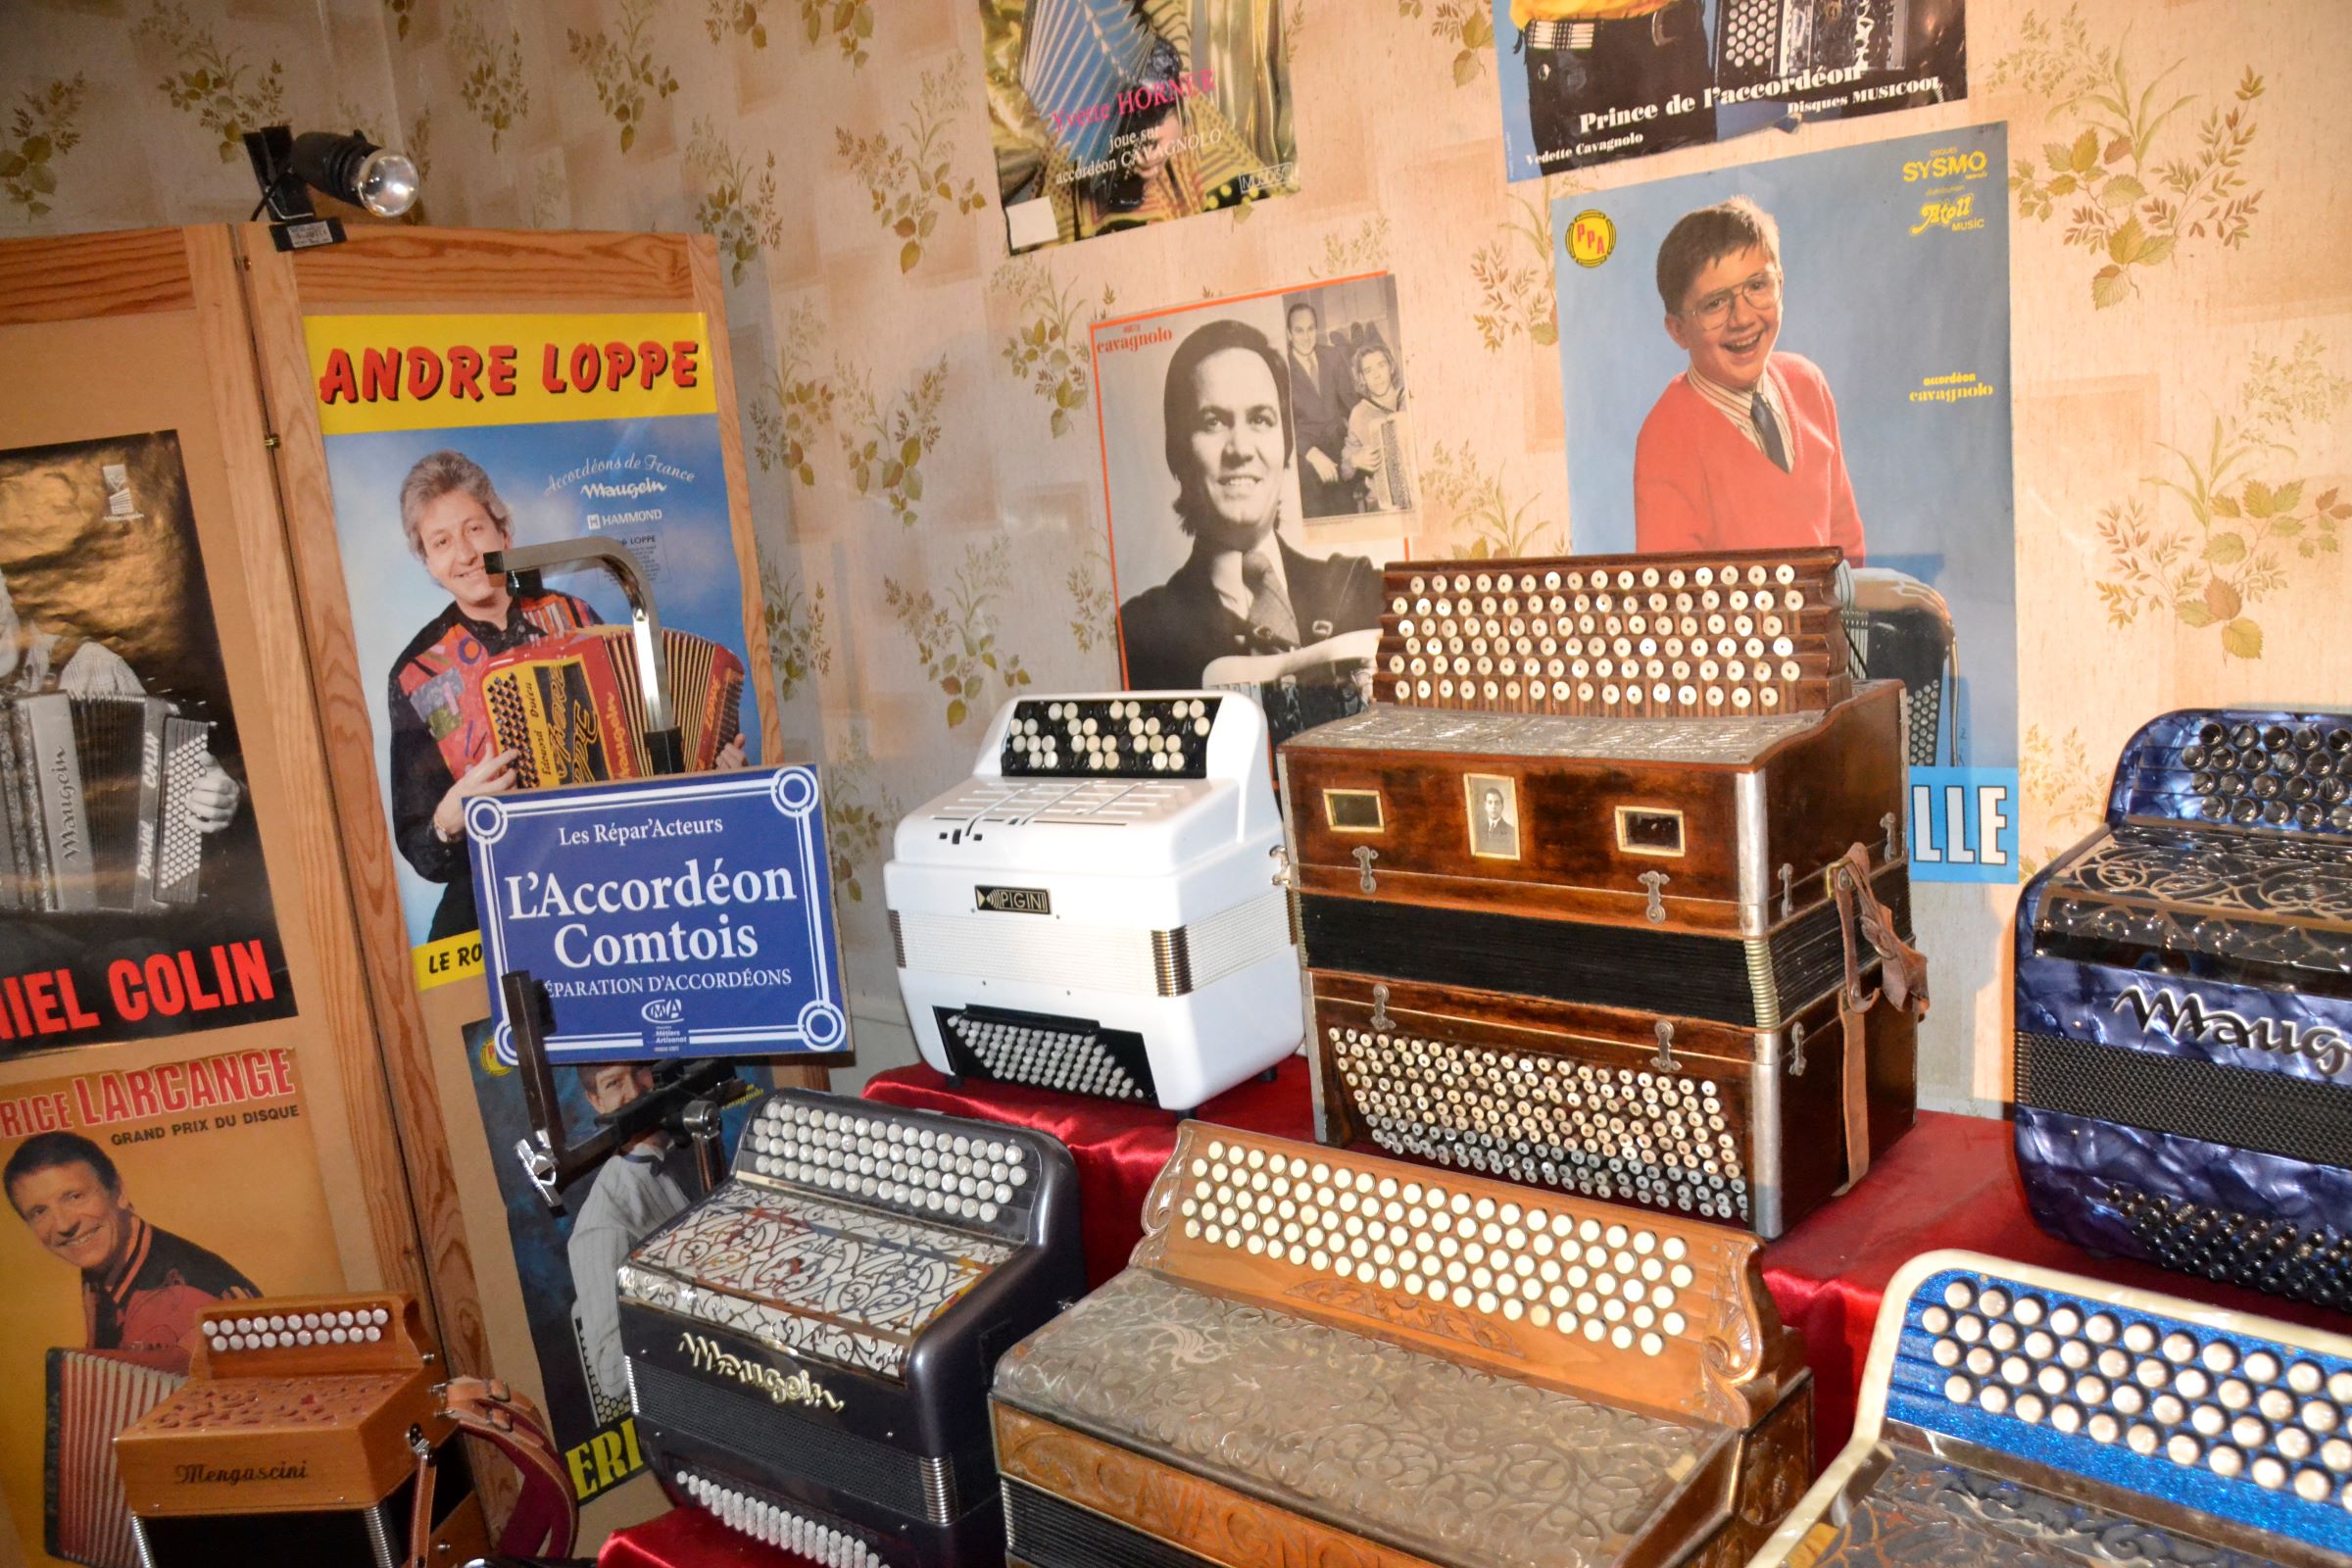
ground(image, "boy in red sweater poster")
xmin=1633 ymin=197 xmax=1867 ymax=564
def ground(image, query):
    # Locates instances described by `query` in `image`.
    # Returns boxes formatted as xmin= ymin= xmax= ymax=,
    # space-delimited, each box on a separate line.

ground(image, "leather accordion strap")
xmin=403 ymin=1377 xmax=578 ymax=1568
xmin=1826 ymin=845 xmax=1932 ymax=1193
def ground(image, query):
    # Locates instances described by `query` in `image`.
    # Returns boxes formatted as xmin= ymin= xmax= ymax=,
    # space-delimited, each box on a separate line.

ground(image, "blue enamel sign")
xmin=466 ymin=766 xmax=851 ymax=1063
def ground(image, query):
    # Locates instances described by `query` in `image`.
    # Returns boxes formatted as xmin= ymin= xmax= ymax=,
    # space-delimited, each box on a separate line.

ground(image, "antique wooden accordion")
xmin=1284 ymin=549 xmax=1926 ymax=1238
xmin=886 ymin=690 xmax=1301 ymax=1111
xmin=1 ymin=694 xmax=208 ymax=913
xmin=992 ymin=1123 xmax=1816 ymax=1568
xmin=1753 ymin=1250 xmax=2352 ymax=1568
xmin=115 ymin=1295 xmax=496 ymax=1566
xmin=2017 ymin=709 xmax=2352 ymax=1308
xmin=618 ymin=1091 xmax=1083 ymax=1566
xmin=480 ymin=625 xmax=745 ymax=786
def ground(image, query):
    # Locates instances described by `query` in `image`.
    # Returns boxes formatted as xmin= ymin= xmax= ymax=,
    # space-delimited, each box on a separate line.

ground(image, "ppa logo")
xmin=642 ymin=998 xmax=685 ymax=1024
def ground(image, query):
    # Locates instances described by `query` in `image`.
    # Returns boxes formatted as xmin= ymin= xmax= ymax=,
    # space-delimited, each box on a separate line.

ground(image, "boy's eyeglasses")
xmin=1682 ymin=270 xmax=1780 ymax=329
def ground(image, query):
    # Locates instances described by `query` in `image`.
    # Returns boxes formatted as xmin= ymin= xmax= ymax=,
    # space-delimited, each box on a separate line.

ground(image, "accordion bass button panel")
xmin=2017 ymin=708 xmax=2352 ymax=1310
xmin=992 ymin=1124 xmax=1816 ymax=1568
xmin=884 ymin=690 xmax=1303 ymax=1111
xmin=618 ymin=1090 xmax=1084 ymax=1568
xmin=1285 ymin=549 xmax=1923 ymax=1238
xmin=1751 ymin=1250 xmax=2352 ymax=1568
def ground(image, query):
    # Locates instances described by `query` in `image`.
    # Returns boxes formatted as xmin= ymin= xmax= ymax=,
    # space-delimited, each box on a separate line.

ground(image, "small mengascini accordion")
xmin=1 ymin=694 xmax=207 ymax=913
xmin=885 ymin=691 xmax=1301 ymax=1111
xmin=1753 ymin=1250 xmax=2352 ymax=1568
xmin=2017 ymin=709 xmax=2352 ymax=1308
xmin=619 ymin=1091 xmax=1082 ymax=1567
xmin=1286 ymin=549 xmax=1926 ymax=1238
xmin=480 ymin=625 xmax=745 ymax=787
xmin=114 ymin=1295 xmax=492 ymax=1568
xmin=993 ymin=1123 xmax=1816 ymax=1568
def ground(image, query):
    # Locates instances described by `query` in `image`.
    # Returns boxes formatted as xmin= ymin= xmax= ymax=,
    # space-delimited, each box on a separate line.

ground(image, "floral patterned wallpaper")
xmin=8 ymin=0 xmax=2348 ymax=1109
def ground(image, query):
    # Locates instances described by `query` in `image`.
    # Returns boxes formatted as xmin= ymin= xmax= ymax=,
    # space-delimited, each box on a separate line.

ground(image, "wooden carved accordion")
xmin=1285 ymin=549 xmax=1926 ymax=1238
xmin=115 ymin=1295 xmax=495 ymax=1567
xmin=886 ymin=691 xmax=1301 ymax=1111
xmin=1754 ymin=1250 xmax=2352 ymax=1568
xmin=619 ymin=1091 xmax=1083 ymax=1566
xmin=992 ymin=1124 xmax=1816 ymax=1568
xmin=2017 ymin=709 xmax=2352 ymax=1309
xmin=44 ymin=1349 xmax=183 ymax=1568
xmin=1 ymin=694 xmax=208 ymax=913
xmin=481 ymin=625 xmax=745 ymax=787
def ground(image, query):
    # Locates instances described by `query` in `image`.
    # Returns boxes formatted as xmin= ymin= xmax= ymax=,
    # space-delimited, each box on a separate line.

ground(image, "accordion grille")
xmin=673 ymin=1466 xmax=893 ymax=1567
xmin=1324 ymin=1021 xmax=1750 ymax=1224
xmin=2105 ymin=1184 xmax=2352 ymax=1311
xmin=45 ymin=1349 xmax=183 ymax=1568
xmin=1003 ymin=1478 xmax=1220 ymax=1568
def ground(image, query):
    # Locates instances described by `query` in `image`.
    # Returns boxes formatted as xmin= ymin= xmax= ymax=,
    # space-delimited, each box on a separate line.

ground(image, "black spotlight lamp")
xmin=243 ymin=125 xmax=419 ymax=250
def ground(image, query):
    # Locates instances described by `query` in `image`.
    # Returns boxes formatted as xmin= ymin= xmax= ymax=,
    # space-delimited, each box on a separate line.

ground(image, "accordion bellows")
xmin=1283 ymin=549 xmax=1924 ymax=1238
xmin=992 ymin=1124 xmax=1816 ymax=1568
xmin=44 ymin=1349 xmax=182 ymax=1568
xmin=1751 ymin=1250 xmax=2352 ymax=1568
xmin=2 ymin=694 xmax=207 ymax=913
xmin=621 ymin=1092 xmax=1082 ymax=1567
xmin=2017 ymin=709 xmax=2352 ymax=1308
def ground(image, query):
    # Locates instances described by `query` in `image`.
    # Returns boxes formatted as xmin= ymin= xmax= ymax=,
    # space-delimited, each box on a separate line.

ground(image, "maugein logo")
xmin=2113 ymin=984 xmax=2349 ymax=1076
xmin=678 ymin=1331 xmax=843 ymax=1410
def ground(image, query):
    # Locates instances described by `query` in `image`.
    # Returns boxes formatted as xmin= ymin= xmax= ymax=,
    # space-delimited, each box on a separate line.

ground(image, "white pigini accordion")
xmin=1752 ymin=1250 xmax=2352 ymax=1568
xmin=43 ymin=1349 xmax=184 ymax=1568
xmin=884 ymin=690 xmax=1301 ymax=1111
xmin=1 ymin=694 xmax=208 ymax=913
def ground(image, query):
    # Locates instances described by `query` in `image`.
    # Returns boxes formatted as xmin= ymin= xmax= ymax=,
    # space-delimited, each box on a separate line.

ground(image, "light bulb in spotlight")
xmin=355 ymin=149 xmax=419 ymax=218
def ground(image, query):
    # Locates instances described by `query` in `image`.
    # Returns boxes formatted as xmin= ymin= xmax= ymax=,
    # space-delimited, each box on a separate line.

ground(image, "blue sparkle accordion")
xmin=1752 ymin=1250 xmax=2352 ymax=1568
xmin=616 ymin=1092 xmax=1082 ymax=1566
xmin=2015 ymin=710 xmax=2352 ymax=1309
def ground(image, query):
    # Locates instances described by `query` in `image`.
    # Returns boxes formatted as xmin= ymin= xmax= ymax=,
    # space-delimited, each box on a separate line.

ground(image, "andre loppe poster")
xmin=1552 ymin=122 xmax=2019 ymax=881
xmin=1 ymin=431 xmax=293 ymax=1053
xmin=0 ymin=1044 xmax=342 ymax=1567
xmin=305 ymin=313 xmax=764 ymax=994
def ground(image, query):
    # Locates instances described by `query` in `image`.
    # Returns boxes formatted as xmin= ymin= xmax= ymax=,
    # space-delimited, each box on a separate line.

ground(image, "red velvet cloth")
xmin=599 ymin=1501 xmax=803 ymax=1567
xmin=599 ymin=1067 xmax=2350 ymax=1566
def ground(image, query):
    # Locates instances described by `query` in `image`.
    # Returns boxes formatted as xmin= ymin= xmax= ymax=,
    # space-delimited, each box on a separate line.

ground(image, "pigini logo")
xmin=679 ymin=1331 xmax=844 ymax=1409
xmin=2113 ymin=984 xmax=2349 ymax=1076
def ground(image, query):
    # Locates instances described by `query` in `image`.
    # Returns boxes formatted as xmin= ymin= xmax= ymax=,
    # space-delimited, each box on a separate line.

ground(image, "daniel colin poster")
xmin=982 ymin=0 xmax=1298 ymax=252
xmin=1494 ymin=0 xmax=1966 ymax=178
xmin=2 ymin=431 xmax=294 ymax=1052
xmin=304 ymin=314 xmax=763 ymax=991
xmin=1552 ymin=122 xmax=2018 ymax=881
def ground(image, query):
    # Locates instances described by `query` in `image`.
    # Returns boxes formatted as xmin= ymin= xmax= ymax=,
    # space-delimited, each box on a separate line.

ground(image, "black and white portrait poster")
xmin=0 ymin=432 xmax=291 ymax=1054
xmin=1091 ymin=274 xmax=1411 ymax=748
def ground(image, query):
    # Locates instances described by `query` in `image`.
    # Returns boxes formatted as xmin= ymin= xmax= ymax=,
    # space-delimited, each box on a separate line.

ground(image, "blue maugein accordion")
xmin=2016 ymin=709 xmax=2352 ymax=1309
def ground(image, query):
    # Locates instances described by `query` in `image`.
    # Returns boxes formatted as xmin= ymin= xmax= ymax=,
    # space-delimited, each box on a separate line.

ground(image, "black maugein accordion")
xmin=992 ymin=1124 xmax=1817 ymax=1568
xmin=1286 ymin=550 xmax=1926 ymax=1238
xmin=618 ymin=1091 xmax=1082 ymax=1566
xmin=44 ymin=1348 xmax=184 ymax=1568
xmin=1754 ymin=1250 xmax=2352 ymax=1568
xmin=1 ymin=694 xmax=208 ymax=913
xmin=2017 ymin=709 xmax=2352 ymax=1308
xmin=481 ymin=625 xmax=745 ymax=787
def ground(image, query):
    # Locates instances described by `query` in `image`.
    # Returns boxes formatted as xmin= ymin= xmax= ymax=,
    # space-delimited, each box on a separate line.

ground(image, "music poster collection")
xmin=303 ymin=312 xmax=766 ymax=991
xmin=1 ymin=432 xmax=293 ymax=1053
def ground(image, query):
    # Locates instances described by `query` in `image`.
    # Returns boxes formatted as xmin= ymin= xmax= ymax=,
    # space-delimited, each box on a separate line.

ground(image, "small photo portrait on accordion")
xmin=315 ymin=414 xmax=761 ymax=961
xmin=1463 ymin=773 xmax=1523 ymax=860
xmin=1092 ymin=277 xmax=1409 ymax=751
xmin=462 ymin=1019 xmax=766 ymax=1506
xmin=1 ymin=432 xmax=292 ymax=1053
xmin=0 ymin=1044 xmax=344 ymax=1568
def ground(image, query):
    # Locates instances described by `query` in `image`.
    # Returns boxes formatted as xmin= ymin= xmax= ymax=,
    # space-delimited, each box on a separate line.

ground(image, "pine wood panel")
xmin=0 ymin=228 xmax=193 ymax=323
